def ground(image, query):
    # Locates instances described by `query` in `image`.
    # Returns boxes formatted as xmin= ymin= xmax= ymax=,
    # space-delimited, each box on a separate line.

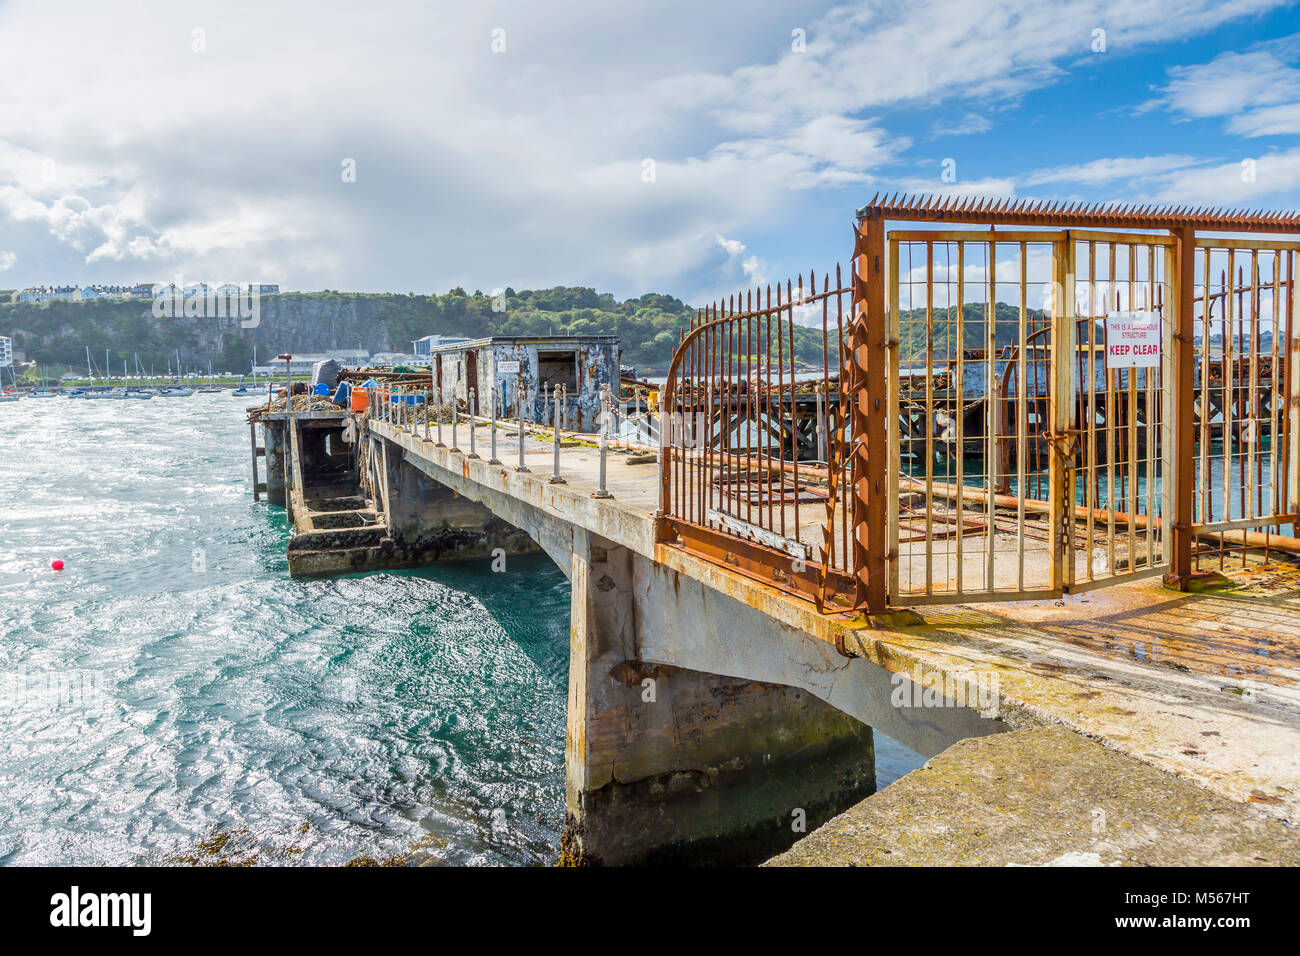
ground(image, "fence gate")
xmin=657 ymin=197 xmax=1300 ymax=615
xmin=887 ymin=229 xmax=1175 ymax=604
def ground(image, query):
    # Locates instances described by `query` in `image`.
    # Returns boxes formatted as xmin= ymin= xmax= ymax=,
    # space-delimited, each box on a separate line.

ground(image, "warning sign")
xmin=1105 ymin=311 xmax=1162 ymax=368
xmin=497 ymin=360 xmax=521 ymax=374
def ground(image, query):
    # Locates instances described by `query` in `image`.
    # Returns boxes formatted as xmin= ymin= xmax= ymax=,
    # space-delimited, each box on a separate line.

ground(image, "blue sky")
xmin=1 ymin=0 xmax=1299 ymax=305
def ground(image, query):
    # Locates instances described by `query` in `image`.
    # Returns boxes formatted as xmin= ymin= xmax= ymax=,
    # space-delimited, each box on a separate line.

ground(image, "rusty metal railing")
xmin=657 ymin=270 xmax=858 ymax=610
xmin=660 ymin=195 xmax=1300 ymax=615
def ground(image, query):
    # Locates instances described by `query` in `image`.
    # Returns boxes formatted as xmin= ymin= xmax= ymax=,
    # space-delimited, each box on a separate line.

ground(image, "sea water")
xmin=0 ymin=396 xmax=921 ymax=865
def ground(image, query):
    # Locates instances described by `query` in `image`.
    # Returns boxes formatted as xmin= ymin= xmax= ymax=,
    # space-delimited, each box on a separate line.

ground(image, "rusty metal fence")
xmin=658 ymin=196 xmax=1300 ymax=613
xmin=657 ymin=273 xmax=858 ymax=611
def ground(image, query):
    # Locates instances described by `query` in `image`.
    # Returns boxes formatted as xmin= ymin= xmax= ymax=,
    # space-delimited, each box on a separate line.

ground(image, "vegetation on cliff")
xmin=2 ymin=285 xmax=836 ymax=374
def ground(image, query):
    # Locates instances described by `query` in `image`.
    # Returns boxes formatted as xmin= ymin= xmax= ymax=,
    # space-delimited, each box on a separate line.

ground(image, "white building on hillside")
xmin=17 ymin=286 xmax=80 ymax=303
xmin=413 ymin=334 xmax=470 ymax=359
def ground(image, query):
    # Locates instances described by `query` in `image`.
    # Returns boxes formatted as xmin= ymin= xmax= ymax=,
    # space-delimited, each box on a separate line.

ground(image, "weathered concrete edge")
xmin=764 ymin=726 xmax=1300 ymax=867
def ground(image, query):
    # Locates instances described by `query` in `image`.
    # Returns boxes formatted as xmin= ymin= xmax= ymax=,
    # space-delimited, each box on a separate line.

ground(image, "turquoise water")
xmin=0 ymin=396 xmax=920 ymax=866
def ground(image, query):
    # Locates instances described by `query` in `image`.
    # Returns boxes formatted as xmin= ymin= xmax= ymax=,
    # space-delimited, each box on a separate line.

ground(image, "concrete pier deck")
xmin=368 ymin=418 xmax=1300 ymax=824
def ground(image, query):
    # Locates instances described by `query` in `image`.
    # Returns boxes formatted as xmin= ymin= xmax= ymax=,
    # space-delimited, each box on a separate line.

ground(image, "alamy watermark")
xmin=0 ymin=666 xmax=106 ymax=712
xmin=890 ymin=665 xmax=1000 ymax=718
xmin=151 ymin=274 xmax=261 ymax=328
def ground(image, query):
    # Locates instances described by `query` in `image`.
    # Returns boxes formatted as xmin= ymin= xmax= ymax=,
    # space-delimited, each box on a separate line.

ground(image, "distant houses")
xmin=17 ymin=285 xmax=85 ymax=303
xmin=16 ymin=282 xmax=280 ymax=303
xmin=251 ymin=350 xmax=369 ymax=376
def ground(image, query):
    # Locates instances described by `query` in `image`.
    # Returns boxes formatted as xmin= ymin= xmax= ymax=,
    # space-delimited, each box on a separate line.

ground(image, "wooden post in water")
xmin=249 ymin=423 xmax=261 ymax=501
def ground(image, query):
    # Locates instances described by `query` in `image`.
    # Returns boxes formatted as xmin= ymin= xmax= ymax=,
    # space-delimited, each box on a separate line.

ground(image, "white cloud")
xmin=888 ymin=176 xmax=1020 ymax=199
xmin=0 ymin=0 xmax=1291 ymax=301
xmin=1024 ymin=154 xmax=1206 ymax=186
xmin=715 ymin=234 xmax=770 ymax=288
xmin=932 ymin=113 xmax=993 ymax=136
xmin=1142 ymin=35 xmax=1300 ymax=136
xmin=0 ymin=250 xmax=15 ymax=272
xmin=1151 ymin=148 xmax=1300 ymax=205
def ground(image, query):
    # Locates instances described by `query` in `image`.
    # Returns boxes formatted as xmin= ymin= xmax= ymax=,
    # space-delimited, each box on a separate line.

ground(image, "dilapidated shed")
xmin=427 ymin=335 xmax=619 ymax=432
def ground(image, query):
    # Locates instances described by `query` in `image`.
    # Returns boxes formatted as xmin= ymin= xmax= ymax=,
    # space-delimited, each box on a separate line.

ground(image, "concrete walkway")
xmin=766 ymin=726 xmax=1300 ymax=866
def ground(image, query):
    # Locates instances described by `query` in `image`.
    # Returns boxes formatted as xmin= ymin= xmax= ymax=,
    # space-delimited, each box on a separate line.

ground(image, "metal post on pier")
xmin=549 ymin=384 xmax=566 ymax=484
xmin=516 ymin=377 xmax=530 ymax=473
xmin=467 ymin=388 xmax=480 ymax=459
xmin=451 ymin=386 xmax=461 ymax=453
xmin=592 ymin=384 xmax=612 ymax=499
xmin=435 ymin=386 xmax=445 ymax=447
xmin=424 ymin=384 xmax=430 ymax=442
xmin=488 ymin=382 xmax=501 ymax=464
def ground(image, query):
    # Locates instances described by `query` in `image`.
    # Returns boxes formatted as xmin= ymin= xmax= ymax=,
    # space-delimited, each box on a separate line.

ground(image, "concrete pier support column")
xmin=264 ymin=423 xmax=286 ymax=506
xmin=381 ymin=452 xmax=539 ymax=564
xmin=562 ymin=528 xmax=875 ymax=866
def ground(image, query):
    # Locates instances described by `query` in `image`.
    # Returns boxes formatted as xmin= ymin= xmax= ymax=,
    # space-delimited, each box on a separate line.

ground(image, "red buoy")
xmin=51 ymin=560 xmax=64 ymax=571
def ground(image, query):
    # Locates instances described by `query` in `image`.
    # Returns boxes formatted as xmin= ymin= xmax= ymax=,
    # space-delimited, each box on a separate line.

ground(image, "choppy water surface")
xmin=0 ymin=396 xmax=920 ymax=866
